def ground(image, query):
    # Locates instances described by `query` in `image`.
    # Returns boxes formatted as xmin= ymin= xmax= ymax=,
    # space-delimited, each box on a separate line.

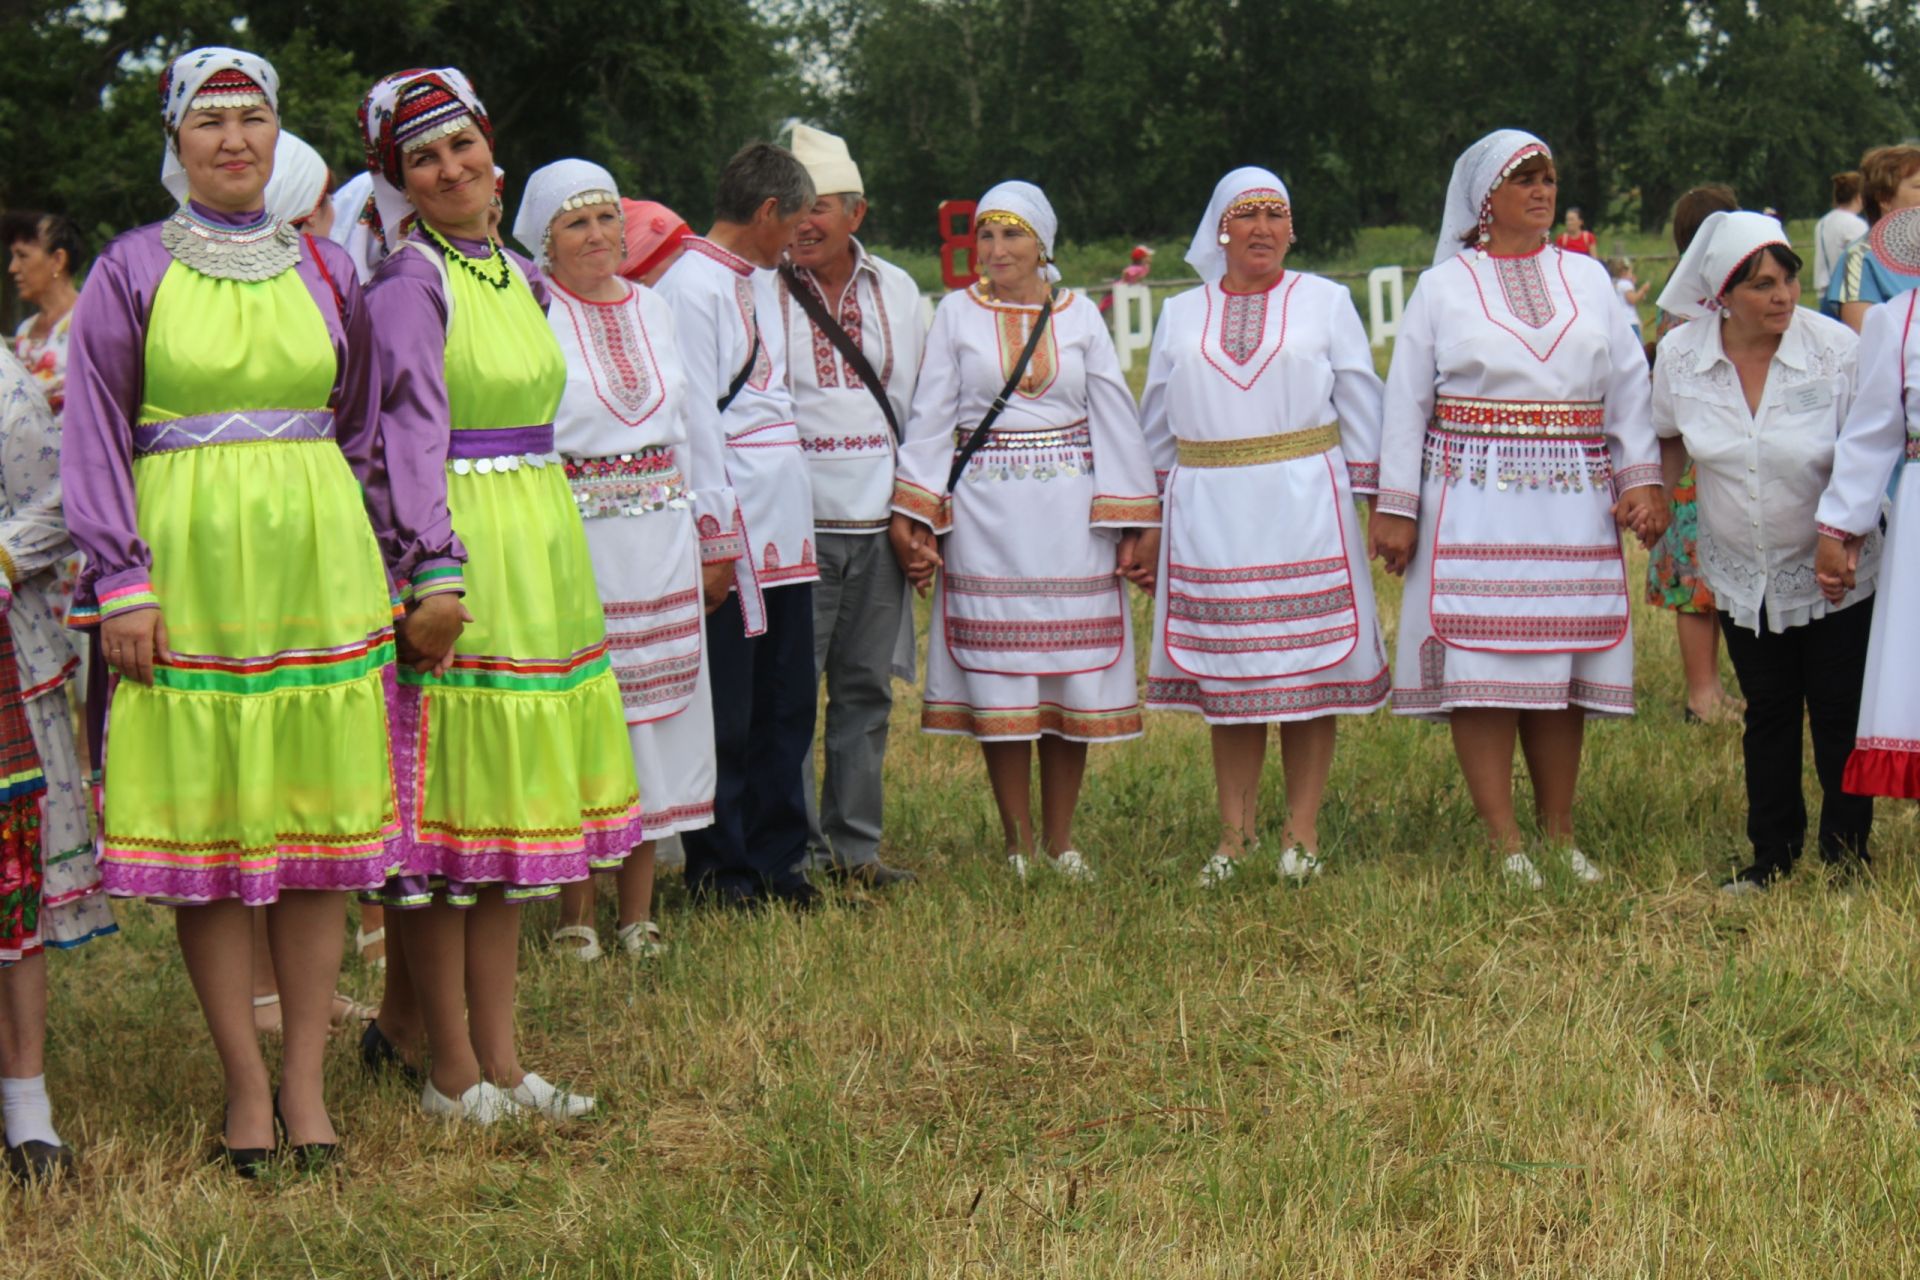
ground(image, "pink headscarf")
xmin=618 ymin=199 xmax=689 ymax=280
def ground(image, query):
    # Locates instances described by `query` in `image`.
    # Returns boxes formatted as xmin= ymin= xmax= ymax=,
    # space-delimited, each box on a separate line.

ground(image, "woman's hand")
xmin=101 ymin=608 xmax=169 ymax=686
xmin=1814 ymin=532 xmax=1863 ymax=603
xmin=1117 ymin=528 xmax=1159 ymax=594
xmin=1612 ymin=486 xmax=1671 ymax=548
xmin=402 ymin=593 xmax=472 ymax=677
xmin=701 ymin=561 xmax=734 ymax=616
xmin=1368 ymin=509 xmax=1417 ymax=576
xmin=889 ymin=513 xmax=942 ymax=596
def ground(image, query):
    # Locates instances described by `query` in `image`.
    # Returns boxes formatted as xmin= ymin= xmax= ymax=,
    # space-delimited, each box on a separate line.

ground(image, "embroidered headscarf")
xmin=1654 ymin=210 xmax=1792 ymax=321
xmin=618 ymin=199 xmax=690 ymax=281
xmin=512 ymin=160 xmax=621 ymax=268
xmin=357 ymin=68 xmax=492 ymax=252
xmin=262 ymin=131 xmax=330 ymax=227
xmin=1433 ymin=129 xmax=1551 ymax=268
xmin=158 ymin=47 xmax=280 ymax=204
xmin=1868 ymin=205 xmax=1920 ymax=279
xmin=975 ymin=181 xmax=1060 ymax=283
xmin=1185 ymin=166 xmax=1292 ymax=283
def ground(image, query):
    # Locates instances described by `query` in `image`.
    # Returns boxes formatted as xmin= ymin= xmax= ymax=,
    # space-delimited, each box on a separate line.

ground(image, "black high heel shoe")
xmin=273 ymin=1092 xmax=339 ymax=1174
xmin=359 ymin=1018 xmax=424 ymax=1087
xmin=216 ymin=1103 xmax=273 ymax=1180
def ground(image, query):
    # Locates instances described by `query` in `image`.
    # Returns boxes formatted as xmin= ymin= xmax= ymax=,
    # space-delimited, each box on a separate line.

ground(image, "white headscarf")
xmin=327 ymin=171 xmax=383 ymax=282
xmin=158 ymin=47 xmax=280 ymax=205
xmin=1654 ymin=210 xmax=1791 ymax=321
xmin=975 ymin=181 xmax=1061 ymax=283
xmin=262 ymin=131 xmax=329 ymax=226
xmin=1185 ymin=166 xmax=1291 ymax=283
xmin=357 ymin=67 xmax=491 ymax=254
xmin=512 ymin=160 xmax=621 ymax=267
xmin=1433 ymin=128 xmax=1551 ymax=267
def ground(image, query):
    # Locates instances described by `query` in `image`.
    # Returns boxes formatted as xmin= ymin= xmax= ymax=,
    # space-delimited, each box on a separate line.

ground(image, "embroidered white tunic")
xmin=547 ymin=279 xmax=720 ymax=837
xmin=893 ymin=285 xmax=1160 ymax=741
xmin=1815 ymin=294 xmax=1920 ymax=795
xmin=654 ymin=236 xmax=817 ymax=637
xmin=1139 ymin=272 xmax=1391 ymax=721
xmin=775 ymin=241 xmax=927 ymax=532
xmin=1655 ymin=306 xmax=1868 ymax=635
xmin=1378 ymin=245 xmax=1660 ymax=718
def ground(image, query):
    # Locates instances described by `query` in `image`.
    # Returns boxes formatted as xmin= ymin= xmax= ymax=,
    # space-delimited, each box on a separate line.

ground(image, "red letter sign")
xmin=938 ymin=199 xmax=977 ymax=290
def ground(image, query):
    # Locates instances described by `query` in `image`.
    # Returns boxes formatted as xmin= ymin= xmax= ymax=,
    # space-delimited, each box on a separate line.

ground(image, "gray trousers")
xmin=802 ymin=531 xmax=907 ymax=868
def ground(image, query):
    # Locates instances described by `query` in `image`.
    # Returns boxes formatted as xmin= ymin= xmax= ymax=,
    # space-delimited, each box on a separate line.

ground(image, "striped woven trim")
xmin=96 ymin=580 xmax=159 ymax=619
xmin=1176 ymin=424 xmax=1338 ymax=468
xmin=397 ymin=643 xmax=614 ymax=692
xmin=153 ymin=631 xmax=395 ymax=695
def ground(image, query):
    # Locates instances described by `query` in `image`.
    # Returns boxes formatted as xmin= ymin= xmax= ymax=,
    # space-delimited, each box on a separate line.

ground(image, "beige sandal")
xmin=355 ymin=926 xmax=387 ymax=970
xmin=253 ymin=991 xmax=375 ymax=1036
xmin=615 ymin=920 xmax=666 ymax=958
xmin=552 ymin=925 xmax=603 ymax=962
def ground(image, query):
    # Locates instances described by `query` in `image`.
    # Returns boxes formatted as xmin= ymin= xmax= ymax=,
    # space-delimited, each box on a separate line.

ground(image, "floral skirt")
xmin=1645 ymin=465 xmax=1716 ymax=613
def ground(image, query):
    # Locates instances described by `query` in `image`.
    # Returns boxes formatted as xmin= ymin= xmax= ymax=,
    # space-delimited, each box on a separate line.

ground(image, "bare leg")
xmin=467 ymin=887 xmax=524 ymax=1090
xmin=1449 ymin=708 xmax=1525 ymax=854
xmin=557 ymin=878 xmax=595 ymax=931
xmin=176 ymin=902 xmax=273 ymax=1149
xmin=1210 ymin=723 xmax=1267 ymax=857
xmin=981 ymin=740 xmax=1036 ymax=855
xmin=406 ymin=899 xmax=479 ymax=1098
xmin=1678 ymin=612 xmax=1738 ymax=719
xmin=249 ymin=909 xmax=279 ymax=1033
xmin=263 ymin=891 xmax=346 ymax=1145
xmin=373 ymin=907 xmax=424 ymax=1068
xmin=1036 ymin=736 xmax=1089 ymax=857
xmin=1518 ymin=707 xmax=1586 ymax=845
xmin=616 ymin=842 xmax=657 ymax=930
xmin=0 ymin=954 xmax=47 ymax=1078
xmin=1277 ymin=717 xmax=1337 ymax=853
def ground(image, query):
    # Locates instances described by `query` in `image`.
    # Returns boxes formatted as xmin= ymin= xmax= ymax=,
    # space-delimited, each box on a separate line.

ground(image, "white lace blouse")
xmin=1652 ymin=306 xmax=1872 ymax=633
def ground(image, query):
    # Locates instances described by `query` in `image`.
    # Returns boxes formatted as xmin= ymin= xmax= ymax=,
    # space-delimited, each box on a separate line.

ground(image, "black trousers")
xmin=681 ymin=584 xmax=817 ymax=902
xmin=1718 ymin=599 xmax=1873 ymax=871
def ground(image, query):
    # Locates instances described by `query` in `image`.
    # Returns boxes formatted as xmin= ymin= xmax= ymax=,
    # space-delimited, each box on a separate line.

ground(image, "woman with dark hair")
xmin=6 ymin=214 xmax=84 ymax=416
xmin=1647 ymin=184 xmax=1746 ymax=725
xmin=1653 ymin=212 xmax=1866 ymax=891
xmin=1371 ymin=129 xmax=1667 ymax=887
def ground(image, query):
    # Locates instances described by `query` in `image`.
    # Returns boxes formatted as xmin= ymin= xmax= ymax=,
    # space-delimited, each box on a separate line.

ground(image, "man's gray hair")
xmin=831 ymin=192 xmax=867 ymax=213
xmin=713 ymin=142 xmax=815 ymax=224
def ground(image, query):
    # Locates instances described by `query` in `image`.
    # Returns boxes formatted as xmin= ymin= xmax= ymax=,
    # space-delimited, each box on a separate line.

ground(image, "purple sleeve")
xmin=365 ymin=246 xmax=466 ymax=599
xmin=59 ymin=228 xmax=170 ymax=625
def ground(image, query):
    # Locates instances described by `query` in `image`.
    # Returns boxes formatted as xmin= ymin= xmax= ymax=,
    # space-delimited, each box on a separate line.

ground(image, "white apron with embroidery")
xmin=1139 ymin=273 xmax=1391 ymax=721
xmin=1376 ymin=247 xmax=1661 ymax=719
xmin=892 ymin=286 xmax=1160 ymax=741
xmin=548 ymin=280 xmax=719 ymax=836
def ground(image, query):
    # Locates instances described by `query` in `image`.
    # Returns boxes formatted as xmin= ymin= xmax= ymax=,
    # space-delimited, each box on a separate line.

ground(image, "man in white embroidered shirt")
xmin=776 ymin=125 xmax=927 ymax=888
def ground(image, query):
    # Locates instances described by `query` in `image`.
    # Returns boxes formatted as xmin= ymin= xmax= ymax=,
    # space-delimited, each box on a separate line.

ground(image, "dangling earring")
xmin=1288 ymin=231 xmax=1298 ymax=245
xmin=1217 ymin=232 xmax=1231 ymax=246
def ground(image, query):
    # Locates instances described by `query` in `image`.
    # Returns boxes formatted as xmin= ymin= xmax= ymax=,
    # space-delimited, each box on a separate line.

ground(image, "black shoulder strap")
xmin=778 ymin=263 xmax=900 ymax=440
xmin=717 ymin=328 xmax=761 ymax=413
xmin=947 ymin=288 xmax=1057 ymax=492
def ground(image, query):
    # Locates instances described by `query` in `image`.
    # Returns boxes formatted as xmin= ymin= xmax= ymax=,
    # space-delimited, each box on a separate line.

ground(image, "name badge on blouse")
xmin=1784 ymin=380 xmax=1833 ymax=414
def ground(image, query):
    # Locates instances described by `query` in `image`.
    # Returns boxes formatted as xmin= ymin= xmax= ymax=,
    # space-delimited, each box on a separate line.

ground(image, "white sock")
xmin=2 ymin=1075 xmax=61 ymax=1148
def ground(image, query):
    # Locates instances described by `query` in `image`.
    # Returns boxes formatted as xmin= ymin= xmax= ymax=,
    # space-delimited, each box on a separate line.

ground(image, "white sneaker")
xmin=1007 ymin=853 xmax=1030 ymax=881
xmin=1053 ymin=850 xmax=1097 ymax=882
xmin=420 ymin=1079 xmax=523 ymax=1126
xmin=1278 ymin=847 xmax=1322 ymax=882
xmin=1198 ymin=852 xmax=1237 ymax=888
xmin=1561 ymin=848 xmax=1604 ymax=883
xmin=508 ymin=1072 xmax=596 ymax=1120
xmin=615 ymin=920 xmax=666 ymax=958
xmin=1503 ymin=852 xmax=1544 ymax=889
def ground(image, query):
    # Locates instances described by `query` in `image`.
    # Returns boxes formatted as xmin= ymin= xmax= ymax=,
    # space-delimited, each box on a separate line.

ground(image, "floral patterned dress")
xmin=1647 ymin=309 xmax=1715 ymax=614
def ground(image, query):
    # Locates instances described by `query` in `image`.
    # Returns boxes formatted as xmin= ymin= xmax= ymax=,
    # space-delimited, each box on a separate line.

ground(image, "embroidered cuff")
xmin=1346 ymin=461 xmax=1380 ymax=495
xmin=697 ymin=514 xmax=745 ymax=563
xmin=88 ymin=568 xmax=160 ymax=624
xmin=892 ymin=478 xmax=951 ymax=534
xmin=1090 ymin=494 xmax=1163 ymax=527
xmin=1374 ymin=487 xmax=1419 ymax=518
xmin=409 ymin=559 xmax=466 ymax=602
xmin=1816 ymin=522 xmax=1859 ymax=542
xmin=1612 ymin=463 xmax=1663 ymax=496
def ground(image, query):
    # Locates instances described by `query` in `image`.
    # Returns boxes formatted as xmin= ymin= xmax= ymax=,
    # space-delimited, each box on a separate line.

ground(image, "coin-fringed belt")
xmin=563 ymin=447 xmax=687 ymax=518
xmin=1176 ymin=424 xmax=1338 ymax=468
xmin=1431 ymin=397 xmax=1606 ymax=439
xmin=446 ymin=424 xmax=559 ymax=475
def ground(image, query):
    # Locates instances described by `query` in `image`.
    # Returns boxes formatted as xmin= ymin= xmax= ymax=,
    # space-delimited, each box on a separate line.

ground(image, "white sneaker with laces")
xmin=1007 ymin=853 xmax=1030 ymax=881
xmin=1503 ymin=852 xmax=1544 ymax=889
xmin=1198 ymin=852 xmax=1237 ymax=888
xmin=1561 ymin=848 xmax=1604 ymax=883
xmin=1278 ymin=847 xmax=1322 ymax=882
xmin=420 ymin=1079 xmax=523 ymax=1126
xmin=1053 ymin=850 xmax=1097 ymax=882
xmin=509 ymin=1072 xmax=596 ymax=1120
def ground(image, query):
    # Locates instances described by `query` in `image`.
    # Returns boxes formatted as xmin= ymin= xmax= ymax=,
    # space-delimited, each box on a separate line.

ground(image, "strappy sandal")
xmin=254 ymin=991 xmax=376 ymax=1036
xmin=615 ymin=920 xmax=666 ymax=958
xmin=355 ymin=926 xmax=387 ymax=970
xmin=551 ymin=925 xmax=603 ymax=962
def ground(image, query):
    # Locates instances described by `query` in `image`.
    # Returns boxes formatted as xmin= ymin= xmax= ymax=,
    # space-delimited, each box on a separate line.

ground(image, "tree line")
xmin=4 ymin=0 xmax=1917 ymax=260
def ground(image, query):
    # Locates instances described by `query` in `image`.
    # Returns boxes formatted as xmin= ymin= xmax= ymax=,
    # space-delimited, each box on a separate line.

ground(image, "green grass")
xmin=21 ymin=540 xmax=1920 ymax=1276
